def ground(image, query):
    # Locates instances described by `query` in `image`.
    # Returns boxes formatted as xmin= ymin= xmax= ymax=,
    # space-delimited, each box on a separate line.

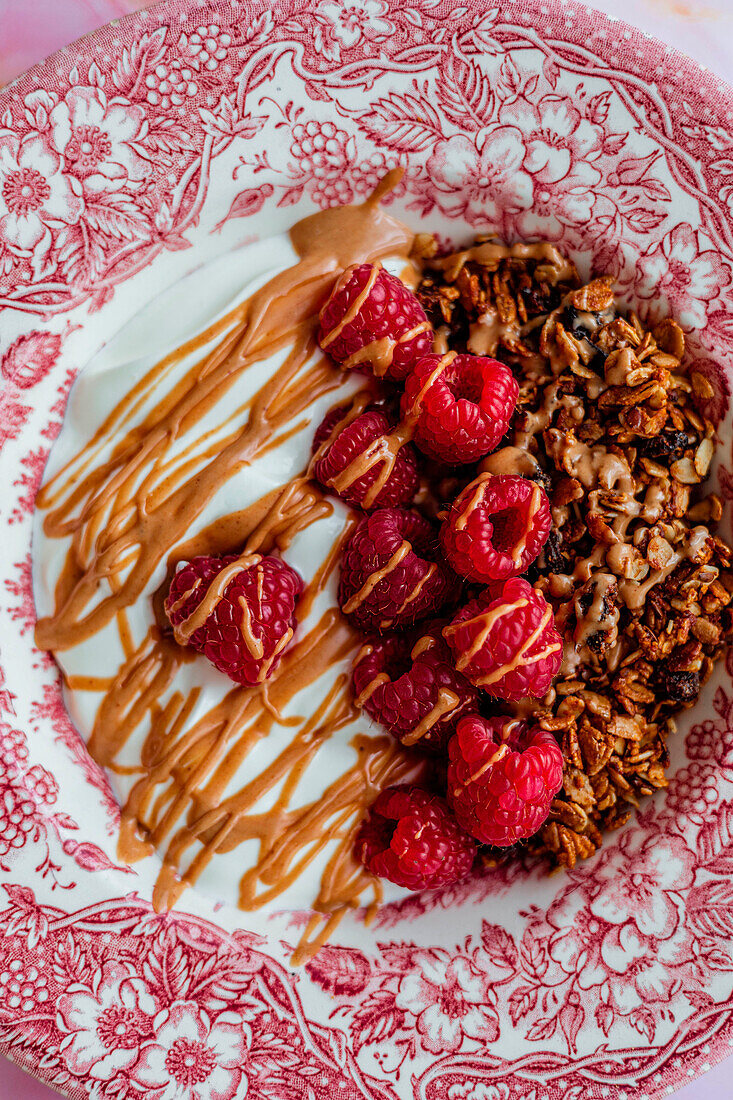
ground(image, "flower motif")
xmin=395 ymin=950 xmax=499 ymax=1054
xmin=426 ymin=128 xmax=532 ymax=228
xmin=601 ymin=919 xmax=692 ymax=1015
xmin=636 ymin=223 xmax=731 ymax=329
xmin=588 ymin=833 xmax=695 ymax=940
xmin=0 ymin=132 xmax=82 ymax=259
xmin=57 ymin=960 xmax=159 ymax=1080
xmin=130 ymin=1000 xmax=252 ymax=1100
xmin=546 ymin=882 xmax=610 ymax=988
xmin=49 ymin=86 xmax=148 ymax=196
xmin=320 ymin=0 xmax=394 ymax=48
xmin=499 ymin=94 xmax=603 ymax=184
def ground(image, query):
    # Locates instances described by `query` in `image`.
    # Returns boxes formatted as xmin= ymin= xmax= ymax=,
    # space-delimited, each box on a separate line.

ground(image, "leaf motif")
xmin=595 ymin=1001 xmax=614 ymax=1036
xmin=640 ymin=178 xmax=672 ymax=202
xmin=57 ymin=224 xmax=107 ymax=287
xmin=378 ymin=941 xmax=418 ymax=970
xmin=497 ymin=54 xmax=522 ymax=99
xmin=4 ymin=884 xmax=36 ymax=910
xmin=111 ymin=27 xmax=168 ymax=96
xmin=305 ymin=944 xmax=371 ymax=995
xmin=350 ymin=987 xmax=405 ymax=1052
xmin=623 ymin=207 xmax=667 ymax=233
xmin=1 ymin=331 xmax=62 ymax=390
xmin=698 ymin=800 xmax=733 ymax=866
xmin=437 ymin=54 xmax=493 ymax=131
xmin=629 ymin=1006 xmax=656 ymax=1043
xmin=542 ymin=56 xmax=560 ymax=89
xmin=714 ymin=687 xmax=730 ymax=718
xmin=602 ymin=132 xmax=627 ymax=155
xmin=519 ymin=931 xmax=549 ymax=979
xmin=688 ymin=880 xmax=733 ymax=936
xmin=277 ymin=184 xmax=305 ymax=208
xmin=718 ymin=463 xmax=733 ymax=503
xmin=359 ymin=92 xmax=444 ymax=152
xmin=508 ymin=983 xmax=537 ymax=1024
xmin=480 ymin=921 xmax=517 ymax=969
xmin=52 ymin=930 xmax=92 ymax=986
xmin=526 ymin=1013 xmax=558 ymax=1041
xmin=586 ymin=90 xmax=612 ymax=125
xmin=85 ymin=201 xmax=150 ymax=242
xmin=304 ymin=80 xmax=333 ymax=103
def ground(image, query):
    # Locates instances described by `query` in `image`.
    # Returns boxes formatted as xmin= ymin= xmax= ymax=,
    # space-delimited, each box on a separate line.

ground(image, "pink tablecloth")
xmin=1 ymin=0 xmax=733 ymax=1096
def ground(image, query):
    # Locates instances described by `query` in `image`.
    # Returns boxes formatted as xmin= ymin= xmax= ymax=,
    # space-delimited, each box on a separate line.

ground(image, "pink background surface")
xmin=1 ymin=0 xmax=732 ymax=1096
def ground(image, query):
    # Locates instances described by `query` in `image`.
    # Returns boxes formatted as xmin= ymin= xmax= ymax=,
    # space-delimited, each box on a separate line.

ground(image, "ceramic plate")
xmin=2 ymin=1 xmax=733 ymax=1097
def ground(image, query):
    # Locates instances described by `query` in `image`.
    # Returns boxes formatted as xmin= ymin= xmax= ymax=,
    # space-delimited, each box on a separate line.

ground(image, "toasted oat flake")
xmin=417 ymin=239 xmax=733 ymax=872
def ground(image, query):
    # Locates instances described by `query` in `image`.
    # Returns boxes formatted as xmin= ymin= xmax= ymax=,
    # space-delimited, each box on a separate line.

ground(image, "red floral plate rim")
xmin=3 ymin=1 xmax=733 ymax=1098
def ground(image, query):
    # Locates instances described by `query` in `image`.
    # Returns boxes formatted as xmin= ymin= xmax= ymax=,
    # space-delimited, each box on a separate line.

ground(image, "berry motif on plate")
xmin=311 ymin=401 xmax=419 ymax=511
xmin=441 ymin=472 xmax=552 ymax=581
xmin=401 ymin=352 xmax=519 ymax=464
xmin=165 ymin=553 xmax=302 ymax=685
xmin=318 ymin=263 xmax=433 ymax=382
xmin=355 ymin=784 xmax=476 ymax=889
xmin=444 ymin=578 xmax=563 ymax=699
xmin=447 ymin=715 xmax=563 ymax=846
xmin=352 ymin=627 xmax=478 ymax=754
xmin=338 ymin=508 xmax=460 ymax=632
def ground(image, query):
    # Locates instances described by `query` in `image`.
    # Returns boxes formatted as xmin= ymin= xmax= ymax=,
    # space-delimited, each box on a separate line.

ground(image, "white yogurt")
xmin=33 ymin=234 xmax=415 ymax=911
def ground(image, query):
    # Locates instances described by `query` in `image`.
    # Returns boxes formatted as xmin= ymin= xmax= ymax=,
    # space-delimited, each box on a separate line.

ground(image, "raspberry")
xmin=339 ymin=509 xmax=460 ymax=632
xmin=352 ymin=627 xmax=478 ymax=754
xmin=444 ymin=578 xmax=562 ymax=699
xmin=447 ymin=715 xmax=563 ymax=847
xmin=441 ymin=473 xmax=551 ymax=581
xmin=0 ymin=724 xmax=28 ymax=785
xmin=311 ymin=176 xmax=354 ymax=210
xmin=356 ymin=784 xmax=477 ymax=890
xmin=24 ymin=765 xmax=58 ymax=807
xmin=145 ymin=60 xmax=198 ymax=108
xmin=291 ymin=120 xmax=351 ymax=175
xmin=186 ymin=24 xmax=232 ymax=70
xmin=165 ymin=553 xmax=302 ymax=685
xmin=665 ymin=762 xmax=719 ymax=820
xmin=311 ymin=403 xmax=418 ymax=511
xmin=0 ymin=959 xmax=49 ymax=1011
xmin=0 ymin=784 xmax=36 ymax=859
xmin=686 ymin=718 xmax=733 ymax=768
xmin=401 ymin=352 xmax=518 ymax=464
xmin=318 ymin=263 xmax=433 ymax=382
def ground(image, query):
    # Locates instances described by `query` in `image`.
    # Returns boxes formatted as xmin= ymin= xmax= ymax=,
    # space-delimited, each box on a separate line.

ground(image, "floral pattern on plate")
xmin=4 ymin=1 xmax=733 ymax=1097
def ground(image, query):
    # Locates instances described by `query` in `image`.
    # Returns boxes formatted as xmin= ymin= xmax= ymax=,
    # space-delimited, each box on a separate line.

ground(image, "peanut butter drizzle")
xmin=402 ymin=687 xmax=459 ymax=747
xmin=35 ymin=184 xmax=423 ymax=960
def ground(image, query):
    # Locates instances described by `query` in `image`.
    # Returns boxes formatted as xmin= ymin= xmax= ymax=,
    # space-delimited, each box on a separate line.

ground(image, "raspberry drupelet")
xmin=318 ymin=263 xmax=433 ymax=382
xmin=338 ymin=508 xmax=461 ymax=632
xmin=165 ymin=553 xmax=302 ymax=685
xmin=352 ymin=626 xmax=478 ymax=753
xmin=441 ymin=472 xmax=552 ymax=582
xmin=401 ymin=352 xmax=518 ymax=465
xmin=443 ymin=578 xmax=562 ymax=699
xmin=311 ymin=401 xmax=419 ymax=511
xmin=447 ymin=715 xmax=563 ymax=846
xmin=356 ymin=784 xmax=477 ymax=889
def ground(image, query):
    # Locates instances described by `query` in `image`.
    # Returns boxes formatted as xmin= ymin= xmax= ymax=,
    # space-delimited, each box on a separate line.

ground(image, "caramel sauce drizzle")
xmin=35 ymin=179 xmax=425 ymax=961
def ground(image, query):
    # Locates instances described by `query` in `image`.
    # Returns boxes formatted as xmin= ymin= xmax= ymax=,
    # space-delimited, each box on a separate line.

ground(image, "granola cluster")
xmin=416 ymin=236 xmax=733 ymax=870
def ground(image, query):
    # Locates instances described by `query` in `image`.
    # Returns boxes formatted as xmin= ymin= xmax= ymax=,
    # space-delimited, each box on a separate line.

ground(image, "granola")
xmin=416 ymin=237 xmax=733 ymax=869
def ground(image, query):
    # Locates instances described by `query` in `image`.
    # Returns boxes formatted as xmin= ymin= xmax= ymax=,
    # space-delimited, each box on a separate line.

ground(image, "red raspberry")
xmin=24 ymin=765 xmax=58 ymax=807
xmin=356 ymin=784 xmax=477 ymax=889
xmin=165 ymin=553 xmax=302 ymax=685
xmin=352 ymin=628 xmax=478 ymax=754
xmin=318 ymin=263 xmax=433 ymax=382
xmin=311 ymin=403 xmax=418 ymax=511
xmin=441 ymin=473 xmax=551 ymax=582
xmin=401 ymin=352 xmax=518 ymax=464
xmin=444 ymin=578 xmax=562 ymax=699
xmin=447 ymin=715 xmax=563 ymax=846
xmin=339 ymin=509 xmax=460 ymax=632
xmin=0 ymin=725 xmax=28 ymax=785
